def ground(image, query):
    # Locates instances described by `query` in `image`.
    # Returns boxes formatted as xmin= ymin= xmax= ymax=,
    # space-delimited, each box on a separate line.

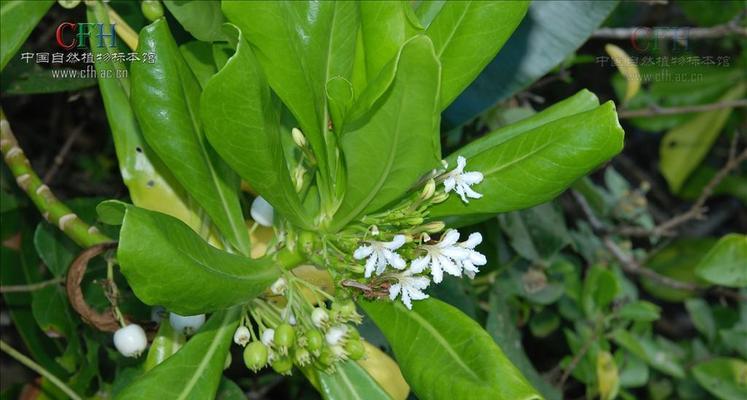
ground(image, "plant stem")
xmin=619 ymin=99 xmax=747 ymax=119
xmin=0 ymin=340 xmax=83 ymax=400
xmin=0 ymin=277 xmax=64 ymax=293
xmin=0 ymin=109 xmax=112 ymax=248
xmin=106 ymin=4 xmax=139 ymax=51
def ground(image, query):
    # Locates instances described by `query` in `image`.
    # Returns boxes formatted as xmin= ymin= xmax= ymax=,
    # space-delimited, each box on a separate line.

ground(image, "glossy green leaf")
xmin=486 ymin=293 xmax=561 ymax=400
xmin=694 ymin=234 xmax=747 ymax=288
xmin=117 ymin=206 xmax=279 ymax=315
xmin=424 ymin=0 xmax=529 ymax=110
xmin=86 ymin=5 xmax=204 ymax=232
xmin=131 ymin=18 xmax=249 ymax=254
xmin=685 ymin=299 xmax=716 ymax=341
xmin=660 ymin=83 xmax=746 ymax=192
xmin=318 ymin=360 xmax=391 ymax=400
xmin=223 ymin=0 xmax=359 ymax=195
xmin=359 ymin=2 xmax=421 ymax=83
xmin=180 ymin=41 xmax=217 ymax=89
xmin=692 ymin=358 xmax=747 ymax=400
xmin=216 ymin=377 xmax=245 ymax=400
xmin=0 ymin=0 xmax=54 ymax=71
xmin=431 ymin=101 xmax=625 ymax=219
xmin=443 ymin=1 xmax=618 ymax=127
xmin=332 ymin=35 xmax=441 ymax=229
xmin=582 ymin=265 xmax=620 ymax=317
xmin=641 ymin=238 xmax=714 ymax=302
xmin=638 ymin=337 xmax=685 ymax=379
xmin=116 ymin=307 xmax=241 ymax=400
xmin=33 ymin=222 xmax=78 ymax=277
xmin=0 ymin=61 xmax=97 ymax=95
xmin=617 ymin=301 xmax=661 ymax=322
xmin=144 ymin=320 xmax=185 ymax=372
xmin=201 ymin=24 xmax=311 ymax=229
xmin=31 ymin=285 xmax=77 ymax=340
xmin=360 ymin=298 xmax=541 ymax=400
xmin=164 ymin=0 xmax=225 ymax=42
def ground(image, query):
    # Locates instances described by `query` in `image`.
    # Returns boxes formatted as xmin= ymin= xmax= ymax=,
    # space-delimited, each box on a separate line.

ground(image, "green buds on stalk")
xmin=274 ymin=323 xmax=296 ymax=355
xmin=271 ymin=356 xmax=293 ymax=375
xmin=243 ymin=342 xmax=268 ymax=372
xmin=305 ymin=329 xmax=324 ymax=354
xmin=345 ymin=339 xmax=366 ymax=360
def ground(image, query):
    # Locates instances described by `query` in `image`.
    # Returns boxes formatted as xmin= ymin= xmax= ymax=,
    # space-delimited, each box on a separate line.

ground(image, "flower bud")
xmin=317 ymin=346 xmax=334 ymax=367
xmin=330 ymin=344 xmax=347 ymax=359
xmin=261 ymin=329 xmax=275 ymax=347
xmin=243 ymin=341 xmax=268 ymax=372
xmin=169 ymin=313 xmax=205 ymax=336
xmin=422 ymin=221 xmax=445 ymax=233
xmin=311 ymin=307 xmax=328 ymax=328
xmin=405 ymin=216 xmax=424 ymax=226
xmin=420 ymin=179 xmax=436 ymax=200
xmin=233 ymin=326 xmax=251 ymax=347
xmin=294 ymin=347 xmax=311 ymax=366
xmin=270 ymin=277 xmax=287 ymax=295
xmin=113 ymin=324 xmax=147 ymax=358
xmin=140 ymin=0 xmax=163 ymax=21
xmin=431 ymin=191 xmax=449 ymax=203
xmin=271 ymin=356 xmax=294 ymax=375
xmin=291 ymin=127 xmax=307 ymax=148
xmin=250 ymin=196 xmax=274 ymax=227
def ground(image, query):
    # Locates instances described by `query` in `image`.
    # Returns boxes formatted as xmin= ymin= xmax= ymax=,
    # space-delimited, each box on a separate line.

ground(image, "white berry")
xmin=261 ymin=329 xmax=275 ymax=347
xmin=311 ymin=307 xmax=328 ymax=328
xmin=233 ymin=326 xmax=251 ymax=346
xmin=169 ymin=313 xmax=205 ymax=335
xmin=113 ymin=324 xmax=147 ymax=358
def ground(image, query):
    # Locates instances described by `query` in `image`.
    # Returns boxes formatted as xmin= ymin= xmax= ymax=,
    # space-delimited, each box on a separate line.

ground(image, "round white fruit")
xmin=113 ymin=324 xmax=147 ymax=357
xmin=250 ymin=196 xmax=274 ymax=227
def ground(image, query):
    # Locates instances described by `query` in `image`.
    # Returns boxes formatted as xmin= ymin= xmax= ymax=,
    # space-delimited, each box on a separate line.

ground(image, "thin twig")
xmin=43 ymin=125 xmax=83 ymax=184
xmin=559 ymin=329 xmax=600 ymax=386
xmin=619 ymin=99 xmax=747 ymax=119
xmin=592 ymin=19 xmax=747 ymax=40
xmin=617 ymin=144 xmax=747 ymax=237
xmin=0 ymin=277 xmax=64 ymax=293
xmin=0 ymin=340 xmax=84 ymax=400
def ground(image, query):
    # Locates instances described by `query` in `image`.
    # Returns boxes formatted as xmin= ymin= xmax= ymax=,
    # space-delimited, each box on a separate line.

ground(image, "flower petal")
xmin=462 ymin=232 xmax=483 ymax=249
xmin=460 ymin=171 xmax=483 ymax=185
xmin=440 ymin=229 xmax=460 ymax=247
xmin=353 ymin=245 xmax=373 ymax=260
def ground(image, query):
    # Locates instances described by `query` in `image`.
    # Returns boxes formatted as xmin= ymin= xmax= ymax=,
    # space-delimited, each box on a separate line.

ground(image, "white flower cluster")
xmin=354 ymin=156 xmax=485 ymax=310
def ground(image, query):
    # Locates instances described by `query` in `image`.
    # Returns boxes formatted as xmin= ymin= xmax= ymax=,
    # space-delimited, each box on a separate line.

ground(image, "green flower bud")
xmin=271 ymin=356 xmax=294 ymax=375
xmin=243 ymin=342 xmax=268 ymax=372
xmin=58 ymin=0 xmax=81 ymax=9
xmin=345 ymin=339 xmax=365 ymax=360
xmin=317 ymin=346 xmax=334 ymax=367
xmin=274 ymin=323 xmax=296 ymax=354
xmin=347 ymin=326 xmax=360 ymax=341
xmin=141 ymin=0 xmax=164 ymax=22
xmin=305 ymin=330 xmax=323 ymax=353
xmin=294 ymin=347 xmax=311 ymax=366
xmin=432 ymin=191 xmax=449 ymax=203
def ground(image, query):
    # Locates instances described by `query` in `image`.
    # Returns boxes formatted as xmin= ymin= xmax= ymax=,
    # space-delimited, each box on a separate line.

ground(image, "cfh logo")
xmin=55 ymin=22 xmax=117 ymax=50
xmin=631 ymin=27 xmax=690 ymax=52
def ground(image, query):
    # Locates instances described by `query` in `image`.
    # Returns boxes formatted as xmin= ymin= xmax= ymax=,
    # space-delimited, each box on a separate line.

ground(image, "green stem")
xmin=0 ymin=340 xmax=83 ymax=400
xmin=0 ymin=109 xmax=112 ymax=248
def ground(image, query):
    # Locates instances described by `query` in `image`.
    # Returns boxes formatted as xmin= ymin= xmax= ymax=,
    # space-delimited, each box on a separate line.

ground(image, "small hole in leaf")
xmin=136 ymin=146 xmax=143 ymax=153
xmin=146 ymin=180 xmax=155 ymax=188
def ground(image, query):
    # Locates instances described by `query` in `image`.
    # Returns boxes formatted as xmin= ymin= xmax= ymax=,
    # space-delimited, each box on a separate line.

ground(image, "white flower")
xmin=325 ymin=325 xmax=348 ymax=346
xmin=443 ymin=156 xmax=483 ymax=203
xmin=411 ymin=230 xmax=487 ymax=282
xmin=353 ymin=234 xmax=407 ymax=278
xmin=456 ymin=232 xmax=487 ymax=279
xmin=270 ymin=277 xmax=287 ymax=295
xmin=233 ymin=326 xmax=251 ymax=346
xmin=250 ymin=196 xmax=274 ymax=227
xmin=261 ymin=329 xmax=275 ymax=346
xmin=311 ymin=307 xmax=328 ymax=328
xmin=389 ymin=269 xmax=430 ymax=310
xmin=113 ymin=324 xmax=147 ymax=357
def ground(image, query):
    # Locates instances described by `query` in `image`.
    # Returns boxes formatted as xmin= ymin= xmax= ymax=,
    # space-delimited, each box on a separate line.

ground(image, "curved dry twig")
xmin=66 ymin=242 xmax=121 ymax=332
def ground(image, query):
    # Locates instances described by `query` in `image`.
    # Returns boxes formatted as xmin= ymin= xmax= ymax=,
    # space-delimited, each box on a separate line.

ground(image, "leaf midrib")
xmin=432 ymin=1 xmax=471 ymax=59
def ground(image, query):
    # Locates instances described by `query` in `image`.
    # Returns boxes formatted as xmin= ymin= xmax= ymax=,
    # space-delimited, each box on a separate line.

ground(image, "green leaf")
xmin=685 ymin=299 xmax=716 ymax=342
xmin=695 ymin=234 xmax=747 ymax=288
xmin=318 ymin=360 xmax=391 ymax=400
xmin=144 ymin=320 xmax=185 ymax=372
xmin=0 ymin=0 xmax=54 ymax=71
xmin=216 ymin=377 xmax=245 ymax=400
xmin=332 ymin=35 xmax=441 ymax=229
xmin=660 ymin=83 xmax=746 ymax=192
xmin=180 ymin=41 xmax=217 ymax=89
xmin=486 ymin=293 xmax=561 ymax=400
xmin=34 ymin=222 xmax=78 ymax=277
xmin=360 ymin=298 xmax=541 ymax=400
xmin=222 ymin=0 xmax=359 ymax=197
xmin=617 ymin=301 xmax=661 ymax=322
xmin=0 ymin=60 xmax=97 ymax=95
xmin=582 ymin=265 xmax=620 ymax=317
xmin=641 ymin=238 xmax=714 ymax=302
xmin=358 ymin=2 xmax=421 ymax=83
xmin=597 ymin=351 xmax=620 ymax=400
xmin=116 ymin=307 xmax=240 ymax=400
xmin=424 ymin=0 xmax=529 ymax=110
xmin=442 ymin=1 xmax=618 ymax=127
xmin=86 ymin=5 xmax=204 ymax=233
xmin=131 ymin=18 xmax=249 ymax=254
xmin=31 ymin=285 xmax=78 ymax=340
xmin=498 ymin=202 xmax=569 ymax=262
xmin=163 ymin=0 xmax=225 ymax=42
xmin=431 ymin=101 xmax=624 ymax=219
xmin=117 ymin=206 xmax=279 ymax=315
xmin=638 ymin=337 xmax=685 ymax=379
xmin=201 ymin=24 xmax=311 ymax=229
xmin=692 ymin=358 xmax=747 ymax=400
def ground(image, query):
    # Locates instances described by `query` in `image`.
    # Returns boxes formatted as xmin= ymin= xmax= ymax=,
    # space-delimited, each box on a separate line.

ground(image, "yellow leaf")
xmin=605 ymin=44 xmax=640 ymax=103
xmin=358 ymin=342 xmax=410 ymax=400
xmin=596 ymin=350 xmax=619 ymax=400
